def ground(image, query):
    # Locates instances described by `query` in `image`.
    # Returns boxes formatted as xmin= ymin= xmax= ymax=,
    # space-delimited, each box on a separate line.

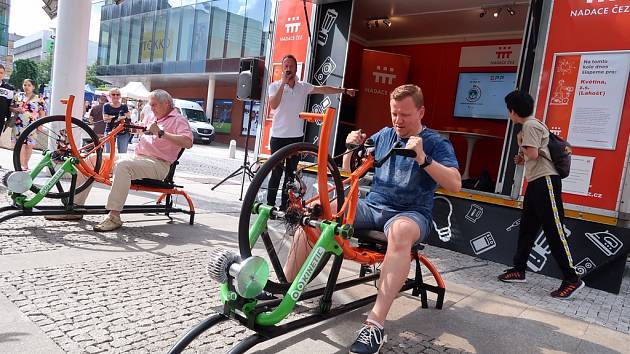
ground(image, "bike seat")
xmin=354 ymin=229 xmax=425 ymax=252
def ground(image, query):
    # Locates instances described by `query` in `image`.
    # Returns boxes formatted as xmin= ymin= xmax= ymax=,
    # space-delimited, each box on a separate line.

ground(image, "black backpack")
xmin=539 ymin=122 xmax=572 ymax=179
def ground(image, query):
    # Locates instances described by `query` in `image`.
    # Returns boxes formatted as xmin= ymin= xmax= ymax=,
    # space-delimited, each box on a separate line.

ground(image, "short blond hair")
xmin=390 ymin=84 xmax=424 ymax=108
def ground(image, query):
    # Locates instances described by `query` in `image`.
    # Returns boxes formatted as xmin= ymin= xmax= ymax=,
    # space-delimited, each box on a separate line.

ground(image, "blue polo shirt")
xmin=365 ymin=127 xmax=459 ymax=220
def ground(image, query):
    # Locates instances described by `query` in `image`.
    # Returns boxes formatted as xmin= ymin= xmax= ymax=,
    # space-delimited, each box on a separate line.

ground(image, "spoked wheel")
xmin=12 ymin=115 xmax=103 ymax=199
xmin=239 ymin=142 xmax=345 ymax=294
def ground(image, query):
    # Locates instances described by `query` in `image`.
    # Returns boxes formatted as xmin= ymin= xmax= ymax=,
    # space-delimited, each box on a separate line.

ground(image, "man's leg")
xmin=95 ymin=156 xmax=170 ymax=231
xmin=539 ymin=176 xmax=580 ymax=285
xmin=266 ymin=137 xmax=284 ymax=206
xmin=367 ymin=217 xmax=419 ymax=326
xmin=511 ymin=183 xmax=541 ymax=272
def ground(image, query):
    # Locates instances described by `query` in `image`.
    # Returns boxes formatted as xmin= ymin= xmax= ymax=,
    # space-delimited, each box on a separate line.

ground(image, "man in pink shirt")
xmin=47 ymin=90 xmax=193 ymax=232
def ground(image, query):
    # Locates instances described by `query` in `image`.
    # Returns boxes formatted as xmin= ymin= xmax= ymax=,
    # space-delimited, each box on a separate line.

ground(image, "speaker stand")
xmin=211 ymin=102 xmax=257 ymax=201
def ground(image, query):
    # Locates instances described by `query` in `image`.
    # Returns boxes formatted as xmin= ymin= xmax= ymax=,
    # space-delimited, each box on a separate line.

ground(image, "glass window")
xmin=165 ymin=7 xmax=181 ymax=62
xmin=243 ymin=0 xmax=267 ymax=57
xmin=98 ymin=21 xmax=110 ymax=65
xmin=108 ymin=19 xmax=120 ymax=65
xmin=119 ymin=17 xmax=131 ymax=64
xmin=129 ymin=17 xmax=142 ymax=64
xmin=225 ymin=0 xmax=246 ymax=58
xmin=142 ymin=0 xmax=158 ymax=13
xmin=140 ymin=13 xmax=154 ymax=63
xmin=131 ymin=0 xmax=142 ymax=15
xmin=167 ymin=0 xmax=182 ymax=8
xmin=153 ymin=10 xmax=168 ymax=62
xmin=208 ymin=0 xmax=228 ymax=58
xmin=192 ymin=3 xmax=211 ymax=61
xmin=178 ymin=5 xmax=195 ymax=61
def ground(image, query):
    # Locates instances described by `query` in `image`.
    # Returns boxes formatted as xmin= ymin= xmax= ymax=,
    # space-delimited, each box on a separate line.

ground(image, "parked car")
xmin=173 ymin=99 xmax=215 ymax=144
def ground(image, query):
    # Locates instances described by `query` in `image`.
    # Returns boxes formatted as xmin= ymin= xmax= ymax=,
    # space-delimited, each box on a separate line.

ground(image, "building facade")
xmin=0 ymin=0 xmax=9 ymax=71
xmin=96 ymin=0 xmax=272 ymax=146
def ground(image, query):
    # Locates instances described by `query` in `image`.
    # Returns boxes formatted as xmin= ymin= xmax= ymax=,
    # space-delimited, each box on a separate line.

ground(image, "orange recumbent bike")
xmin=0 ymin=95 xmax=194 ymax=225
xmin=168 ymin=108 xmax=445 ymax=353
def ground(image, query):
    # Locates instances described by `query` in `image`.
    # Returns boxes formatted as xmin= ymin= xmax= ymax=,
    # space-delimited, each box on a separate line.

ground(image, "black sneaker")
xmin=349 ymin=322 xmax=387 ymax=354
xmin=498 ymin=268 xmax=526 ymax=283
xmin=551 ymin=280 xmax=584 ymax=299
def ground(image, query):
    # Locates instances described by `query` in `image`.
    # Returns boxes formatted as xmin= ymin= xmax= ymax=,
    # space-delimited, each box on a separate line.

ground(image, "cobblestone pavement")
xmin=424 ymin=245 xmax=630 ymax=334
xmin=0 ymin=248 xmax=469 ymax=354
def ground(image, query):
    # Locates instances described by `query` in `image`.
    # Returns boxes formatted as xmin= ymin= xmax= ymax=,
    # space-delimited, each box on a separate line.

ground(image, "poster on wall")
xmin=546 ymin=52 xmax=630 ymax=150
xmin=212 ymin=99 xmax=233 ymax=134
xmin=355 ymin=50 xmax=411 ymax=136
xmin=241 ymin=101 xmax=260 ymax=136
xmin=534 ymin=0 xmax=630 ymax=213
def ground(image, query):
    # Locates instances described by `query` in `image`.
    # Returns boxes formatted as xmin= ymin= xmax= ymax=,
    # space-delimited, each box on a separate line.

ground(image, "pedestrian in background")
xmin=103 ymin=88 xmax=131 ymax=153
xmin=12 ymin=79 xmax=47 ymax=171
xmin=0 ymin=64 xmax=16 ymax=132
xmin=89 ymin=94 xmax=107 ymax=138
xmin=498 ymin=90 xmax=583 ymax=299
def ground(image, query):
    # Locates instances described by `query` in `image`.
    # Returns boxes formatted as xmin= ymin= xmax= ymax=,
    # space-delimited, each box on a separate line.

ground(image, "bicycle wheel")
xmin=13 ymin=115 xmax=103 ymax=199
xmin=239 ymin=142 xmax=345 ymax=294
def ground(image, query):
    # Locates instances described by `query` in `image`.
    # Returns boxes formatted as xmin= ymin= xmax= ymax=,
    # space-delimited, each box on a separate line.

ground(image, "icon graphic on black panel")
xmin=465 ymin=204 xmax=483 ymax=223
xmin=585 ymin=230 xmax=623 ymax=257
xmin=470 ymin=232 xmax=496 ymax=255
xmin=314 ymin=57 xmax=337 ymax=85
xmin=506 ymin=218 xmax=520 ymax=232
xmin=312 ymin=96 xmax=332 ymax=114
xmin=317 ymin=9 xmax=338 ymax=46
xmin=574 ymin=257 xmax=596 ymax=276
xmin=432 ymin=196 xmax=453 ymax=242
xmin=527 ymin=225 xmax=572 ymax=272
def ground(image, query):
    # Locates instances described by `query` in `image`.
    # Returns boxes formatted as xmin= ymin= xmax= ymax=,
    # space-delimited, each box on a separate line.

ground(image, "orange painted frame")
xmin=59 ymin=95 xmax=195 ymax=214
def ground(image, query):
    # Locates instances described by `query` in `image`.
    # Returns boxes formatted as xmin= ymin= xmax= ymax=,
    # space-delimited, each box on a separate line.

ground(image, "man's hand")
xmin=281 ymin=71 xmax=292 ymax=85
xmin=103 ymin=114 xmax=112 ymax=123
xmin=514 ymin=151 xmax=525 ymax=165
xmin=345 ymin=88 xmax=357 ymax=97
xmin=406 ymin=136 xmax=426 ymax=165
xmin=148 ymin=122 xmax=160 ymax=136
xmin=346 ymin=129 xmax=367 ymax=147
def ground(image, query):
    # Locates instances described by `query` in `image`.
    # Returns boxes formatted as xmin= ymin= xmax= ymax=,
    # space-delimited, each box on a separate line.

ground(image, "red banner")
xmin=260 ymin=0 xmax=313 ymax=154
xmin=355 ymin=50 xmax=411 ymax=136
xmin=534 ymin=0 xmax=630 ymax=213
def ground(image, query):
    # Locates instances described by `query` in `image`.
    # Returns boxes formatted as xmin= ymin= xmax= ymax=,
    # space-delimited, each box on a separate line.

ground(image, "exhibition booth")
xmin=256 ymin=0 xmax=630 ymax=293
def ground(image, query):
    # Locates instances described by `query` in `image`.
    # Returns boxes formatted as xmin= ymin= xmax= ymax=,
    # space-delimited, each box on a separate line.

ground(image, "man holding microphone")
xmin=266 ymin=54 xmax=357 ymax=210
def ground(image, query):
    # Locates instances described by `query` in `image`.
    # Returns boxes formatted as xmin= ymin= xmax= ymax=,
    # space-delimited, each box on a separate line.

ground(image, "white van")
xmin=173 ymin=99 xmax=215 ymax=144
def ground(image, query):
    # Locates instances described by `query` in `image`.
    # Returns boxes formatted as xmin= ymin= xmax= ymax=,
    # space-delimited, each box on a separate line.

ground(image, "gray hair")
xmin=149 ymin=89 xmax=174 ymax=109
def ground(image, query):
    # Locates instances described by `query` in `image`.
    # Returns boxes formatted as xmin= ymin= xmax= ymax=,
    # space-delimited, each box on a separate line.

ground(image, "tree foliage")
xmin=38 ymin=54 xmax=53 ymax=86
xmin=86 ymin=63 xmax=108 ymax=88
xmin=9 ymin=59 xmax=39 ymax=88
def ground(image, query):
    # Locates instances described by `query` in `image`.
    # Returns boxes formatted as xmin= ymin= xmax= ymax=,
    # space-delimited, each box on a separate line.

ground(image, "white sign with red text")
xmin=459 ymin=44 xmax=522 ymax=67
xmin=567 ymin=52 xmax=630 ymax=149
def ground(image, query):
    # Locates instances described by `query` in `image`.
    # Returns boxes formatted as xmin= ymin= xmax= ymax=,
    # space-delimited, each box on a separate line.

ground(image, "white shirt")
xmin=140 ymin=104 xmax=153 ymax=125
xmin=268 ymin=80 xmax=314 ymax=138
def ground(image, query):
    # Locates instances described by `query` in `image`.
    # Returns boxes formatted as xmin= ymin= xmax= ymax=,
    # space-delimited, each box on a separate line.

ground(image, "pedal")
xmin=207 ymin=247 xmax=269 ymax=299
xmin=3 ymin=171 xmax=32 ymax=194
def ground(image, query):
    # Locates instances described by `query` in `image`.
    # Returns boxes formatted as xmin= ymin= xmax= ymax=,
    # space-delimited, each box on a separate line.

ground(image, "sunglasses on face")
xmin=111 ymin=93 xmax=120 ymax=96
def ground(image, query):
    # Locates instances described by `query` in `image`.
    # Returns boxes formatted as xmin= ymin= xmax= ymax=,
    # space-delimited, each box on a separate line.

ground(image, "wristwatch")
xmin=419 ymin=155 xmax=433 ymax=168
xmin=158 ymin=129 xmax=165 ymax=138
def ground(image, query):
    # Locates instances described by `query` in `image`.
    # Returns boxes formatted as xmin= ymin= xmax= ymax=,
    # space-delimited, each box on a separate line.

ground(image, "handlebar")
xmin=347 ymin=138 xmax=417 ymax=168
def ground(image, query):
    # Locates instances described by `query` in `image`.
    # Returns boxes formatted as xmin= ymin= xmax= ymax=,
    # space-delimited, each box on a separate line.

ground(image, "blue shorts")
xmin=353 ymin=199 xmax=431 ymax=245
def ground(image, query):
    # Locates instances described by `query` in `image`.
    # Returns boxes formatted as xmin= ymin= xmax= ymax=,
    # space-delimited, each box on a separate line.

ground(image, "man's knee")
xmin=386 ymin=217 xmax=420 ymax=250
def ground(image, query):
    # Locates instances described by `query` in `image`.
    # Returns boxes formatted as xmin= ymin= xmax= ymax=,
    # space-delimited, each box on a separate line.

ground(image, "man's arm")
xmin=147 ymin=122 xmax=193 ymax=149
xmin=268 ymin=82 xmax=285 ymax=110
xmin=341 ymin=129 xmax=367 ymax=172
xmin=311 ymin=86 xmax=357 ymax=96
xmin=406 ymin=136 xmax=461 ymax=193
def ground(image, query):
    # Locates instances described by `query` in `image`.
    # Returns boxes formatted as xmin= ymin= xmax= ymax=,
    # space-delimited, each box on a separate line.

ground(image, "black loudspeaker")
xmin=237 ymin=58 xmax=264 ymax=101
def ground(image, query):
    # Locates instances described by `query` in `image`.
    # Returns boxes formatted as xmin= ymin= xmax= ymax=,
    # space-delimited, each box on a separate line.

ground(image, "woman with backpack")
xmin=498 ymin=90 xmax=583 ymax=299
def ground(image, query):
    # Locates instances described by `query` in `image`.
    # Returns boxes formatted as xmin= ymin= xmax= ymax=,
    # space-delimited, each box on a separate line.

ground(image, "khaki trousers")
xmin=75 ymin=155 xmax=171 ymax=211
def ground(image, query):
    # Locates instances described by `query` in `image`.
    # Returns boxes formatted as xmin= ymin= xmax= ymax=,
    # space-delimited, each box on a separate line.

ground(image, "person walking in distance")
xmin=498 ymin=90 xmax=583 ymax=299
xmin=267 ymin=53 xmax=357 ymax=210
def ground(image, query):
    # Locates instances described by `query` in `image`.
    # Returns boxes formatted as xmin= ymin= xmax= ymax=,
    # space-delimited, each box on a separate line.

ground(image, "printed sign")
xmin=459 ymin=44 xmax=522 ymax=67
xmin=534 ymin=1 xmax=630 ymax=213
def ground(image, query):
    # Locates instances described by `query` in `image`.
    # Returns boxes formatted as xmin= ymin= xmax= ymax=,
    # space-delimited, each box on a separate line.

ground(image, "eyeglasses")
xmin=111 ymin=93 xmax=120 ymax=96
